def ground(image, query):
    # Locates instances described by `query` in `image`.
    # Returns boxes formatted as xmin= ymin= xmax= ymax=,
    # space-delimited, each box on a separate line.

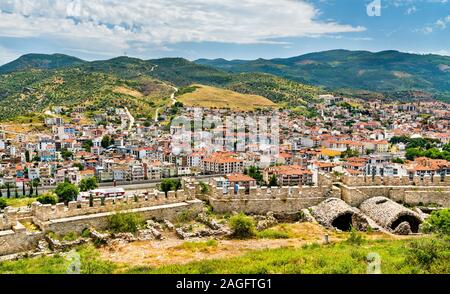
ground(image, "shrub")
xmin=406 ymin=236 xmax=450 ymax=272
xmin=346 ymin=227 xmax=365 ymax=245
xmin=107 ymin=212 xmax=143 ymax=233
xmin=36 ymin=193 xmax=58 ymax=205
xmin=229 ymin=213 xmax=256 ymax=239
xmin=0 ymin=198 xmax=6 ymax=210
xmin=62 ymin=232 xmax=78 ymax=242
xmin=199 ymin=182 xmax=210 ymax=195
xmin=421 ymin=208 xmax=450 ymax=235
xmin=177 ymin=209 xmax=196 ymax=223
xmin=81 ymin=228 xmax=91 ymax=238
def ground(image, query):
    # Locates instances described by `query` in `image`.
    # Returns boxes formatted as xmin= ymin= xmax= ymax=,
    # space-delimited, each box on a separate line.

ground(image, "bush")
xmin=229 ymin=213 xmax=256 ymax=239
xmin=107 ymin=212 xmax=143 ymax=233
xmin=346 ymin=227 xmax=365 ymax=245
xmin=0 ymin=198 xmax=6 ymax=210
xmin=421 ymin=208 xmax=450 ymax=235
xmin=406 ymin=236 xmax=450 ymax=272
xmin=81 ymin=228 xmax=91 ymax=238
xmin=199 ymin=182 xmax=210 ymax=195
xmin=36 ymin=193 xmax=58 ymax=205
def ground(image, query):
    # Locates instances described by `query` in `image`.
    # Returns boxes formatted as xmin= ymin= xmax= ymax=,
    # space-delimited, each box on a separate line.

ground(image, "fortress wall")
xmin=42 ymin=200 xmax=203 ymax=236
xmin=342 ymin=175 xmax=450 ymax=187
xmin=210 ymin=197 xmax=328 ymax=214
xmin=0 ymin=199 xmax=202 ymax=256
xmin=340 ymin=184 xmax=450 ymax=207
xmin=0 ymin=229 xmax=43 ymax=257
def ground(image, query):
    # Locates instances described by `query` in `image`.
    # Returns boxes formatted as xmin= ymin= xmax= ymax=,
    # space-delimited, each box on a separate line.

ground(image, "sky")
xmin=0 ymin=0 xmax=449 ymax=65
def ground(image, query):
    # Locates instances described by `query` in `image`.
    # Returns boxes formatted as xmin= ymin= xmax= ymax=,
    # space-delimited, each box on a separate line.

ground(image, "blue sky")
xmin=0 ymin=0 xmax=449 ymax=65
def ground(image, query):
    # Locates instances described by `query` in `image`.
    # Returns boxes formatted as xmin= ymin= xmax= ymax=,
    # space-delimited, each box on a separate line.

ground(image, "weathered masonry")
xmin=0 ymin=184 xmax=201 ymax=256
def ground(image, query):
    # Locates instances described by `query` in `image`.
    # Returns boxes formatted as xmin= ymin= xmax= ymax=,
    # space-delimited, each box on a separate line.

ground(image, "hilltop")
xmin=0 ymin=53 xmax=86 ymax=74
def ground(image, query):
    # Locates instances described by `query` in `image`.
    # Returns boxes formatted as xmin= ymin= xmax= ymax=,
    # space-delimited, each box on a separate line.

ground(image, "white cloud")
xmin=435 ymin=15 xmax=450 ymax=29
xmin=405 ymin=6 xmax=417 ymax=14
xmin=0 ymin=0 xmax=365 ymax=56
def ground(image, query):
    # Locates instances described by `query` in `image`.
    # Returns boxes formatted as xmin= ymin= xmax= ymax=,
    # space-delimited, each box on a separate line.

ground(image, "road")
xmin=154 ymin=86 xmax=178 ymax=122
xmin=124 ymin=107 xmax=135 ymax=131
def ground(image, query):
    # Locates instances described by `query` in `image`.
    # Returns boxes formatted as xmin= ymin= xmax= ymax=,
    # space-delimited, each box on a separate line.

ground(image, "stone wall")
xmin=0 ymin=184 xmax=202 ymax=256
xmin=42 ymin=200 xmax=203 ymax=236
xmin=0 ymin=200 xmax=202 ymax=256
xmin=342 ymin=175 xmax=450 ymax=187
xmin=339 ymin=184 xmax=450 ymax=207
xmin=208 ymin=174 xmax=334 ymax=214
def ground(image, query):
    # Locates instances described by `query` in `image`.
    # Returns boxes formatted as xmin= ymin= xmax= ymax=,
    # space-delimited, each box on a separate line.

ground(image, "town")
xmin=0 ymin=95 xmax=448 ymax=194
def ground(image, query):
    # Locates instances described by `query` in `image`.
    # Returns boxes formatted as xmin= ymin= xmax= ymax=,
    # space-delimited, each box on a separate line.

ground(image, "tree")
xmin=79 ymin=177 xmax=98 ymax=192
xmin=61 ymin=149 xmax=73 ymax=160
xmin=4 ymin=183 xmax=14 ymax=199
xmin=28 ymin=181 xmax=33 ymax=197
xmin=341 ymin=148 xmax=359 ymax=158
xmin=246 ymin=166 xmax=263 ymax=185
xmin=73 ymin=162 xmax=85 ymax=171
xmin=268 ymin=174 xmax=278 ymax=187
xmin=25 ymin=150 xmax=30 ymax=162
xmin=55 ymin=182 xmax=79 ymax=204
xmin=22 ymin=181 xmax=26 ymax=196
xmin=82 ymin=140 xmax=93 ymax=152
xmin=173 ymin=179 xmax=182 ymax=191
xmin=0 ymin=198 xmax=6 ymax=210
xmin=101 ymin=135 xmax=112 ymax=148
xmin=32 ymin=178 xmax=40 ymax=196
xmin=160 ymin=179 xmax=174 ymax=197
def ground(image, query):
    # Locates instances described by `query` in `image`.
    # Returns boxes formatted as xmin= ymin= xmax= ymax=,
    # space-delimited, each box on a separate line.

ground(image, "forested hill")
xmin=196 ymin=50 xmax=450 ymax=102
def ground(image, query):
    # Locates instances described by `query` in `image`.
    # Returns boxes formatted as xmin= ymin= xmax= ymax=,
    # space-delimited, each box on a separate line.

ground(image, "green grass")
xmin=256 ymin=229 xmax=291 ymax=239
xmin=0 ymin=245 xmax=116 ymax=274
xmin=175 ymin=240 xmax=218 ymax=252
xmin=127 ymin=236 xmax=450 ymax=274
xmin=1 ymin=236 xmax=448 ymax=274
xmin=3 ymin=197 xmax=37 ymax=208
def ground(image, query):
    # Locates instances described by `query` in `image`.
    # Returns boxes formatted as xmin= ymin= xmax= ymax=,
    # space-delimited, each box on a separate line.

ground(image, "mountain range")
xmin=0 ymin=49 xmax=449 ymax=121
xmin=196 ymin=49 xmax=450 ymax=101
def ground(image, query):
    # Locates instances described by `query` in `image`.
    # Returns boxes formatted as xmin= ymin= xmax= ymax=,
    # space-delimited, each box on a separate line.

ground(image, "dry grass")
xmin=100 ymin=223 xmax=352 ymax=269
xmin=113 ymin=86 xmax=144 ymax=98
xmin=177 ymin=84 xmax=276 ymax=111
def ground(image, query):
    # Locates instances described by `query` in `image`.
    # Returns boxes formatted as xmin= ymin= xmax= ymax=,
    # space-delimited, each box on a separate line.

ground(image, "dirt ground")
xmin=99 ymin=222 xmax=397 ymax=269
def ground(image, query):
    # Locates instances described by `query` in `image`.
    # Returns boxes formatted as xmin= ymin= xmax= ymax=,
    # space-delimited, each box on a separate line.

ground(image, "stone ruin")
xmin=359 ymin=196 xmax=423 ymax=234
xmin=310 ymin=198 xmax=370 ymax=232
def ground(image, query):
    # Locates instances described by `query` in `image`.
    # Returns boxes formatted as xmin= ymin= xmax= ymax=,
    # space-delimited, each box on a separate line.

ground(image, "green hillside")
xmin=196 ymin=50 xmax=450 ymax=102
xmin=0 ymin=54 xmax=322 ymax=120
xmin=0 ymin=68 xmax=173 ymax=120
